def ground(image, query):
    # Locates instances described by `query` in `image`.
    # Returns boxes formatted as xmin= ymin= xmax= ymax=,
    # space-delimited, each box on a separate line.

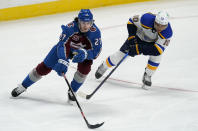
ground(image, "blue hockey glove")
xmin=53 ymin=59 xmax=69 ymax=76
xmin=72 ymin=49 xmax=88 ymax=63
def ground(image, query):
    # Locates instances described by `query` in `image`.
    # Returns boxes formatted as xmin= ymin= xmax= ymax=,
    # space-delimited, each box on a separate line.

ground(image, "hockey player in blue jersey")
xmin=11 ymin=9 xmax=102 ymax=102
xmin=95 ymin=11 xmax=173 ymax=89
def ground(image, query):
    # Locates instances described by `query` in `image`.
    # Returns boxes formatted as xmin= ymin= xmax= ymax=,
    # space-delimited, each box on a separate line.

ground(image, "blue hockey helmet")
xmin=78 ymin=9 xmax=93 ymax=22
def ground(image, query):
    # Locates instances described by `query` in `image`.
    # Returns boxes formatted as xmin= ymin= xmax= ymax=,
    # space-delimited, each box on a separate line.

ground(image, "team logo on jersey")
xmin=72 ymin=35 xmax=79 ymax=41
xmin=90 ymin=26 xmax=96 ymax=32
xmin=161 ymin=17 xmax=164 ymax=20
xmin=70 ymin=41 xmax=86 ymax=49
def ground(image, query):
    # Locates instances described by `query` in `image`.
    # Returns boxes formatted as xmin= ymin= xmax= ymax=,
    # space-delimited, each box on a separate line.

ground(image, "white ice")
xmin=0 ymin=0 xmax=198 ymax=130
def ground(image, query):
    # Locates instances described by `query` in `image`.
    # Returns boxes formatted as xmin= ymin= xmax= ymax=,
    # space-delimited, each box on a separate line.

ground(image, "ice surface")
xmin=0 ymin=0 xmax=198 ymax=130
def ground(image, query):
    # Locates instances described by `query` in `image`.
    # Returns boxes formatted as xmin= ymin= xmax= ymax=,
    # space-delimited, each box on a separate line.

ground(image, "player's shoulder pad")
xmin=91 ymin=24 xmax=101 ymax=33
xmin=158 ymin=23 xmax=173 ymax=39
xmin=128 ymin=15 xmax=139 ymax=24
xmin=61 ymin=21 xmax=77 ymax=34
xmin=88 ymin=24 xmax=101 ymax=38
xmin=140 ymin=13 xmax=155 ymax=29
xmin=128 ymin=18 xmax=134 ymax=24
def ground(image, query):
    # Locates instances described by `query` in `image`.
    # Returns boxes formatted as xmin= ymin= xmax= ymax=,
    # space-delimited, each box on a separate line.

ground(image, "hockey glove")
xmin=72 ymin=49 xmax=88 ymax=63
xmin=53 ymin=59 xmax=69 ymax=76
xmin=120 ymin=38 xmax=139 ymax=56
xmin=128 ymin=35 xmax=137 ymax=45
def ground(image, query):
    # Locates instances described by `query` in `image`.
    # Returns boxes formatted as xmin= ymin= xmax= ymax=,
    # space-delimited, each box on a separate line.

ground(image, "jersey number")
xmin=163 ymin=40 xmax=170 ymax=46
xmin=95 ymin=38 xmax=101 ymax=46
xmin=59 ymin=34 xmax=66 ymax=41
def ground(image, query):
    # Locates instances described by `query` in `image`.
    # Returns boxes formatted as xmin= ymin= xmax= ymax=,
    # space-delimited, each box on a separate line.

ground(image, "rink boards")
xmin=0 ymin=0 xmax=153 ymax=21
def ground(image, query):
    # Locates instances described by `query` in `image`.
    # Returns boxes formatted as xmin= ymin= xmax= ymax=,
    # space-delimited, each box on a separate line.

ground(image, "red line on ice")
xmin=70 ymin=66 xmax=198 ymax=93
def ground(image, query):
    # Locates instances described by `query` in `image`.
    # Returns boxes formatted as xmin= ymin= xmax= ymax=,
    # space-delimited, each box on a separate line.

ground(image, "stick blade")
xmin=88 ymin=122 xmax=104 ymax=129
xmin=77 ymin=91 xmax=92 ymax=100
xmin=77 ymin=91 xmax=87 ymax=99
xmin=86 ymin=94 xmax=92 ymax=100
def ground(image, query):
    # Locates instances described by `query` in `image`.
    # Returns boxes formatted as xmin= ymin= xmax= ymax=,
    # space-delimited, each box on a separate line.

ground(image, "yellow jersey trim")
xmin=141 ymin=24 xmax=152 ymax=29
xmin=136 ymin=44 xmax=139 ymax=55
xmin=154 ymin=44 xmax=163 ymax=54
xmin=128 ymin=36 xmax=135 ymax=40
xmin=158 ymin=32 xmax=166 ymax=39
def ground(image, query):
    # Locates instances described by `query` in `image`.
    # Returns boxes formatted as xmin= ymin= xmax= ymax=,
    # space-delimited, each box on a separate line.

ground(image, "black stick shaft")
xmin=62 ymin=74 xmax=90 ymax=125
xmin=87 ymin=53 xmax=128 ymax=99
xmin=62 ymin=74 xmax=104 ymax=129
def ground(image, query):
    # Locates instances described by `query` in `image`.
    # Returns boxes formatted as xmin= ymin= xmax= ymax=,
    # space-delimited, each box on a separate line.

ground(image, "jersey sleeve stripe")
xmin=158 ymin=32 xmax=166 ymax=39
xmin=128 ymin=18 xmax=134 ymax=24
xmin=128 ymin=21 xmax=133 ymax=24
xmin=141 ymin=23 xmax=152 ymax=29
xmin=156 ymin=43 xmax=165 ymax=51
xmin=154 ymin=43 xmax=165 ymax=54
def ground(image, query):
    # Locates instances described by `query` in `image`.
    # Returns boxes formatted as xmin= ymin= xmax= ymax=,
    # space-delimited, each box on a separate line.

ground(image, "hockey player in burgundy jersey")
xmin=95 ymin=11 xmax=173 ymax=89
xmin=11 ymin=9 xmax=102 ymax=103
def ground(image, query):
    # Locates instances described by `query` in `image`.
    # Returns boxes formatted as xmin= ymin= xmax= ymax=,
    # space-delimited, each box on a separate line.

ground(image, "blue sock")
xmin=71 ymin=79 xmax=83 ymax=92
xmin=22 ymin=75 xmax=35 ymax=88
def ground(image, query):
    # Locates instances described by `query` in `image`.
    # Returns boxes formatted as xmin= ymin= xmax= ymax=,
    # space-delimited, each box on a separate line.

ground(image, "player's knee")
xmin=78 ymin=60 xmax=92 ymax=75
xmin=36 ymin=62 xmax=52 ymax=76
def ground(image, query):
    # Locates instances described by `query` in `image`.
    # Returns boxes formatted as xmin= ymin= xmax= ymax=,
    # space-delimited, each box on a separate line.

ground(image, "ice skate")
xmin=142 ymin=72 xmax=152 ymax=90
xmin=11 ymin=84 xmax=27 ymax=97
xmin=67 ymin=89 xmax=76 ymax=105
xmin=95 ymin=63 xmax=108 ymax=79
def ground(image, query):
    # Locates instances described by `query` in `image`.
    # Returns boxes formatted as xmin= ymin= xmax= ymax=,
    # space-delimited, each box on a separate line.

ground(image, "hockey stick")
xmin=62 ymin=73 xmax=104 ymax=129
xmin=78 ymin=53 xmax=128 ymax=100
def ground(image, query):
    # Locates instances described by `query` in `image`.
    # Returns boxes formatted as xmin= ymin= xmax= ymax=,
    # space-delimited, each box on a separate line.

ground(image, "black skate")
xmin=95 ymin=63 xmax=107 ymax=79
xmin=142 ymin=72 xmax=152 ymax=90
xmin=67 ymin=89 xmax=76 ymax=105
xmin=11 ymin=84 xmax=26 ymax=97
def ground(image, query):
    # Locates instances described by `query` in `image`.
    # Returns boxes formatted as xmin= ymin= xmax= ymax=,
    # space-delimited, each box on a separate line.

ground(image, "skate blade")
xmin=67 ymin=100 xmax=76 ymax=105
xmin=142 ymin=84 xmax=149 ymax=90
